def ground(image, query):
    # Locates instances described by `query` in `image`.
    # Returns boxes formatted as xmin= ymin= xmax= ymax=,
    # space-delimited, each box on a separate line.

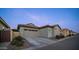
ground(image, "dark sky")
xmin=0 ymin=8 xmax=79 ymax=32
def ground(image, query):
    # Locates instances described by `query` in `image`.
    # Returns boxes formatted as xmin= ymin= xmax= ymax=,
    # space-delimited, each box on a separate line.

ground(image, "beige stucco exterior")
xmin=62 ymin=29 xmax=70 ymax=37
xmin=54 ymin=26 xmax=61 ymax=36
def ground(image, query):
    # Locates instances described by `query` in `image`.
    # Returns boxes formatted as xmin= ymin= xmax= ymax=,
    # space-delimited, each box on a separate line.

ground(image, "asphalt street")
xmin=36 ymin=34 xmax=79 ymax=50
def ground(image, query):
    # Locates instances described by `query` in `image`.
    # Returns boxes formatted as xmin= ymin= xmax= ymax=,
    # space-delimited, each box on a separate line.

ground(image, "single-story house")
xmin=61 ymin=28 xmax=71 ymax=37
xmin=17 ymin=23 xmax=62 ymax=39
xmin=0 ymin=17 xmax=12 ymax=42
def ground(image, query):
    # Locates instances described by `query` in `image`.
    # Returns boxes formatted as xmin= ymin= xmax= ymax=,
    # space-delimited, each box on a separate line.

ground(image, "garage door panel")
xmin=24 ymin=31 xmax=38 ymax=37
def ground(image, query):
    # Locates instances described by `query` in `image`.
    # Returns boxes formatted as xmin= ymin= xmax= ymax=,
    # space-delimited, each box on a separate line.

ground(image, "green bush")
xmin=11 ymin=36 xmax=24 ymax=47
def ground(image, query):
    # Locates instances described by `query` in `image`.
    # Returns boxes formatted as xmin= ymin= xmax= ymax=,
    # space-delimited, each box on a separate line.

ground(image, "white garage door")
xmin=23 ymin=31 xmax=38 ymax=38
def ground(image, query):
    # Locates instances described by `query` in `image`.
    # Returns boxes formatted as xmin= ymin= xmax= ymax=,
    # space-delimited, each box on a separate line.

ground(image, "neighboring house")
xmin=0 ymin=17 xmax=12 ymax=42
xmin=12 ymin=29 xmax=20 ymax=39
xmin=17 ymin=23 xmax=61 ymax=39
xmin=70 ymin=30 xmax=77 ymax=35
xmin=61 ymin=28 xmax=71 ymax=37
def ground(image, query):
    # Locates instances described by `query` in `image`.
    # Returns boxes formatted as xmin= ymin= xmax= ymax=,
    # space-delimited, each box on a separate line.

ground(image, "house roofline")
xmin=17 ymin=24 xmax=61 ymax=30
xmin=0 ymin=17 xmax=10 ymax=28
xmin=39 ymin=24 xmax=61 ymax=29
xmin=17 ymin=24 xmax=40 ymax=30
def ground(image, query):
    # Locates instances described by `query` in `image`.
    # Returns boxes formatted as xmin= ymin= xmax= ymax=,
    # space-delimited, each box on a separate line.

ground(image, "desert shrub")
xmin=11 ymin=36 xmax=24 ymax=47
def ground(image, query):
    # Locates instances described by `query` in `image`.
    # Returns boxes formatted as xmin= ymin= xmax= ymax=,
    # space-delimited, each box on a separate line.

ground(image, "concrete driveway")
xmin=24 ymin=37 xmax=58 ymax=49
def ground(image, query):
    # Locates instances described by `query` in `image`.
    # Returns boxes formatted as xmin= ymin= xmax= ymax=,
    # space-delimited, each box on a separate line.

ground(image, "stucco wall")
xmin=48 ymin=28 xmax=53 ymax=38
xmin=54 ymin=26 xmax=61 ymax=36
xmin=38 ymin=27 xmax=53 ymax=38
xmin=62 ymin=30 xmax=70 ymax=37
xmin=12 ymin=31 xmax=20 ymax=39
xmin=52 ymin=28 xmax=55 ymax=38
xmin=19 ymin=27 xmax=24 ymax=38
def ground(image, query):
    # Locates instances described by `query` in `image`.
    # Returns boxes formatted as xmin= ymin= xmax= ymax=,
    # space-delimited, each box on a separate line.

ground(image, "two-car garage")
xmin=19 ymin=27 xmax=39 ymax=38
xmin=23 ymin=29 xmax=38 ymax=38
